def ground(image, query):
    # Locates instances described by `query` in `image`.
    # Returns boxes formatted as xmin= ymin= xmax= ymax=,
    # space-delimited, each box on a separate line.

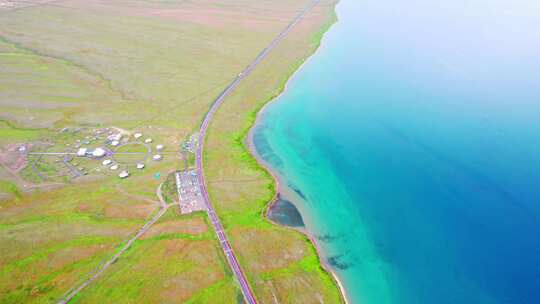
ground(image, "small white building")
xmin=145 ymin=138 xmax=153 ymax=144
xmin=110 ymin=164 xmax=119 ymax=170
xmin=118 ymin=170 xmax=130 ymax=178
xmin=92 ymin=147 xmax=106 ymax=158
xmin=156 ymin=144 xmax=164 ymax=151
xmin=134 ymin=132 xmax=142 ymax=139
xmin=111 ymin=140 xmax=119 ymax=147
xmin=77 ymin=148 xmax=87 ymax=157
xmin=136 ymin=163 xmax=145 ymax=169
xmin=152 ymin=154 xmax=162 ymax=161
xmin=102 ymin=159 xmax=112 ymax=166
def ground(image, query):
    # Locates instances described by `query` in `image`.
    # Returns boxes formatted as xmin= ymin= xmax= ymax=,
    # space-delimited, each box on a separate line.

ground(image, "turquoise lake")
xmin=252 ymin=0 xmax=540 ymax=303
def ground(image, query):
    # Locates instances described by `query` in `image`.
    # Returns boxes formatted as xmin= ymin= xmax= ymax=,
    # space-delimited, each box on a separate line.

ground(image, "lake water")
xmin=252 ymin=0 xmax=540 ymax=303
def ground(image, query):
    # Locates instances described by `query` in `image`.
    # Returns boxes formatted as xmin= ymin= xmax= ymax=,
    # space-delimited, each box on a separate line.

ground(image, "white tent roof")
xmin=92 ymin=147 xmax=106 ymax=157
xmin=76 ymin=148 xmax=87 ymax=156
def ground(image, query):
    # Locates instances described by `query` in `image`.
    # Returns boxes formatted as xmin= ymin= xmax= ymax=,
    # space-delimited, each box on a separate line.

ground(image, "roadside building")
xmin=118 ymin=170 xmax=129 ymax=178
xmin=152 ymin=154 xmax=162 ymax=161
xmin=136 ymin=163 xmax=145 ymax=169
xmin=110 ymin=164 xmax=119 ymax=170
xmin=102 ymin=159 xmax=112 ymax=166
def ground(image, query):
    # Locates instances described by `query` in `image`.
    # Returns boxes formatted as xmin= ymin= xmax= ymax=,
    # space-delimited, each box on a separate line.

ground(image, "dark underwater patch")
xmin=267 ymin=195 xmax=304 ymax=227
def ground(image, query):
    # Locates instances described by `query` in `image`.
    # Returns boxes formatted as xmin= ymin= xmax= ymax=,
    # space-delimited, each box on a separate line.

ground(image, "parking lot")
xmin=175 ymin=170 xmax=206 ymax=214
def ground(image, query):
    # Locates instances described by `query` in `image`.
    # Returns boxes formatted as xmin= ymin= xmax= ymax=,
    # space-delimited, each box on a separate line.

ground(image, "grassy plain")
xmin=70 ymin=209 xmax=242 ymax=303
xmin=0 ymin=0 xmax=340 ymax=302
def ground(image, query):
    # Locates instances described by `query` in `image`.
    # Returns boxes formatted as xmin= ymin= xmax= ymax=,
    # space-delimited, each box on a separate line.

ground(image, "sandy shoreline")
xmin=247 ymin=112 xmax=350 ymax=304
xmin=244 ymin=10 xmax=350 ymax=299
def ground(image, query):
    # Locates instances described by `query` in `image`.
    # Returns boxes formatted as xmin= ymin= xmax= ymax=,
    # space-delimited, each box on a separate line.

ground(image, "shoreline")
xmin=247 ymin=117 xmax=350 ymax=304
xmin=252 ymin=140 xmax=350 ymax=304
xmin=244 ymin=4 xmax=350 ymax=301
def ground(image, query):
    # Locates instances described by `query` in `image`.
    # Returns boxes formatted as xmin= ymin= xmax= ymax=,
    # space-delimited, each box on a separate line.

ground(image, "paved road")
xmin=195 ymin=1 xmax=320 ymax=303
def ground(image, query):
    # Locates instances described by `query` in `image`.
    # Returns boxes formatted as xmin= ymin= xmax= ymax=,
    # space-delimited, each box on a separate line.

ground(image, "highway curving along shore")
xmin=195 ymin=0 xmax=321 ymax=303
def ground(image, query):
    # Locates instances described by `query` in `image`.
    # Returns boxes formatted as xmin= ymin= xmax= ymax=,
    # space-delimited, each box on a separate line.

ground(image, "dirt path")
xmin=58 ymin=183 xmax=168 ymax=304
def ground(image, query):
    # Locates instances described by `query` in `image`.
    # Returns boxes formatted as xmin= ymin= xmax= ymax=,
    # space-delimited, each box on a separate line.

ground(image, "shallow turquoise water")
xmin=252 ymin=0 xmax=540 ymax=303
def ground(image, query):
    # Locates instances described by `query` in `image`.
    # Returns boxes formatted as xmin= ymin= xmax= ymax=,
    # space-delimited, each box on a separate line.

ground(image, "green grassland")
xmin=0 ymin=179 xmax=21 ymax=200
xmin=204 ymin=0 xmax=343 ymax=302
xmin=0 ymin=120 xmax=48 ymax=144
xmin=0 ymin=0 xmax=301 ymax=132
xmin=71 ymin=209 xmax=241 ymax=303
xmin=161 ymin=172 xmax=179 ymax=204
xmin=0 ymin=180 xmax=146 ymax=303
xmin=0 ymin=0 xmax=341 ymax=302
